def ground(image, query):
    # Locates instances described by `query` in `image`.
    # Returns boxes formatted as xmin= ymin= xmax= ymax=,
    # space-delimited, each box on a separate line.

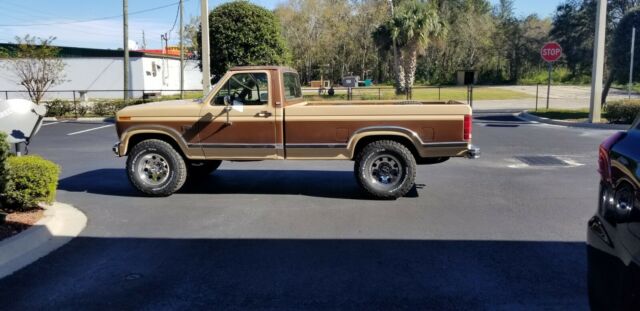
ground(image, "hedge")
xmin=0 ymin=156 xmax=60 ymax=211
xmin=45 ymin=99 xmax=144 ymax=117
xmin=0 ymin=132 xmax=9 ymax=196
xmin=606 ymin=100 xmax=640 ymax=124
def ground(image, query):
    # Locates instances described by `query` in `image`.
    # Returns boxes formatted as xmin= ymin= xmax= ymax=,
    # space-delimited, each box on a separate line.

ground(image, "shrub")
xmin=90 ymin=99 xmax=144 ymax=116
xmin=0 ymin=132 xmax=9 ymax=196
xmin=606 ymin=100 xmax=640 ymax=124
xmin=0 ymin=156 xmax=60 ymax=210
xmin=45 ymin=99 xmax=73 ymax=117
xmin=75 ymin=103 xmax=88 ymax=117
xmin=91 ymin=101 xmax=116 ymax=116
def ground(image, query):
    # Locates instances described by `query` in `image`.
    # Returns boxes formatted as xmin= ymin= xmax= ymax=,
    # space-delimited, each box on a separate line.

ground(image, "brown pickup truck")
xmin=113 ymin=66 xmax=479 ymax=199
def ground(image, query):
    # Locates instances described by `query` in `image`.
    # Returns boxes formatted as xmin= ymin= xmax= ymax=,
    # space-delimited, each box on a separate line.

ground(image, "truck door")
xmin=197 ymin=71 xmax=278 ymax=159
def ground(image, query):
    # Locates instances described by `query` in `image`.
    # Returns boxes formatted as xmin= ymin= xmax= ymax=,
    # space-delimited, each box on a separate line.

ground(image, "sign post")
xmin=541 ymin=42 xmax=563 ymax=110
xmin=629 ymin=27 xmax=636 ymax=99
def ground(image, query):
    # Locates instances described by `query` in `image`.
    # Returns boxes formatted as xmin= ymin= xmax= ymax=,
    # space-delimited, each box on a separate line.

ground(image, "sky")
xmin=0 ymin=0 xmax=562 ymax=50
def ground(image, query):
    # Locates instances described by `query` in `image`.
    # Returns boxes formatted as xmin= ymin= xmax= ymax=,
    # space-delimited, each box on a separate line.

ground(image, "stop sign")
xmin=541 ymin=42 xmax=563 ymax=63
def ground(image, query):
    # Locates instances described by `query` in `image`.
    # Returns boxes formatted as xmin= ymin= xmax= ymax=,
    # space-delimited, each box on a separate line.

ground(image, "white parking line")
xmin=67 ymin=124 xmax=114 ymax=136
xmin=42 ymin=121 xmax=68 ymax=126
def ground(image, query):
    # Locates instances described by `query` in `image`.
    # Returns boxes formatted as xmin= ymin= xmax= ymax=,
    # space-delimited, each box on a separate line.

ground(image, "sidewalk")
xmin=473 ymin=98 xmax=591 ymax=111
xmin=0 ymin=203 xmax=86 ymax=279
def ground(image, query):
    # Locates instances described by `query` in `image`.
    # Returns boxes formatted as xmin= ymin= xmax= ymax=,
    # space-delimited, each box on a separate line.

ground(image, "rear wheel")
xmin=127 ymin=139 xmax=187 ymax=196
xmin=354 ymin=140 xmax=416 ymax=199
xmin=188 ymin=160 xmax=222 ymax=179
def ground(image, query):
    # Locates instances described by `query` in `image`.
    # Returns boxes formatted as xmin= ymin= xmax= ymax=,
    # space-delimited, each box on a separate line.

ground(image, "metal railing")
xmin=1 ymin=89 xmax=203 ymax=103
xmin=1 ymin=85 xmax=477 ymax=118
xmin=302 ymin=85 xmax=474 ymax=107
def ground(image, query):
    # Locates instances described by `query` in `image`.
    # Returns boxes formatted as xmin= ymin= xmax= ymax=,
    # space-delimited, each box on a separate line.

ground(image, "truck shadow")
xmin=57 ymin=168 xmax=420 ymax=200
xmin=0 ymin=237 xmax=589 ymax=309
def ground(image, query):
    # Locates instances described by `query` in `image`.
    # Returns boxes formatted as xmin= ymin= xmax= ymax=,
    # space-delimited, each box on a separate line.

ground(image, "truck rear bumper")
xmin=466 ymin=145 xmax=480 ymax=159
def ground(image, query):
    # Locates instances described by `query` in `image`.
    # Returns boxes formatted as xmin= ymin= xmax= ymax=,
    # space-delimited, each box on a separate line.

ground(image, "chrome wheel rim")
xmin=369 ymin=154 xmax=404 ymax=189
xmin=137 ymin=153 xmax=170 ymax=186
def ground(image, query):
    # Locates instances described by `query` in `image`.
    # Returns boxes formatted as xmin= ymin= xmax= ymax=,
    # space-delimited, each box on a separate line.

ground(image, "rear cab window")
xmin=283 ymin=72 xmax=302 ymax=101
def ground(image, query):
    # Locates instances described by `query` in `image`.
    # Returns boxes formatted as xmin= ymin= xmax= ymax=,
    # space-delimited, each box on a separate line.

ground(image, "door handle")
xmin=255 ymin=111 xmax=272 ymax=118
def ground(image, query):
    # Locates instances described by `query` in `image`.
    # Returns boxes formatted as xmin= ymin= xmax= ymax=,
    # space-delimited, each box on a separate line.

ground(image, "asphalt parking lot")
xmin=0 ymin=113 xmax=619 ymax=310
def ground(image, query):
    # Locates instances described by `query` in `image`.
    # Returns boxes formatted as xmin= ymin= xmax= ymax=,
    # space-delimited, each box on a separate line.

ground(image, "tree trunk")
xmin=402 ymin=45 xmax=418 ymax=90
xmin=602 ymin=70 xmax=615 ymax=107
xmin=392 ymin=46 xmax=406 ymax=94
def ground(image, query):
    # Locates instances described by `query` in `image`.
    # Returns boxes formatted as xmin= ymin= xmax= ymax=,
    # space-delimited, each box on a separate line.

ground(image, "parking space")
xmin=0 ymin=113 xmax=615 ymax=309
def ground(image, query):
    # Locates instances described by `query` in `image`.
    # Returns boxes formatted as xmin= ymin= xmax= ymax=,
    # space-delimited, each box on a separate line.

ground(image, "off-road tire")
xmin=188 ymin=160 xmax=222 ymax=179
xmin=354 ymin=140 xmax=417 ymax=199
xmin=127 ymin=139 xmax=187 ymax=196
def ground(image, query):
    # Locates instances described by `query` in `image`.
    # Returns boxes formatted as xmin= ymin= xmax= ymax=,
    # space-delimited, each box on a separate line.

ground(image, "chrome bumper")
xmin=466 ymin=145 xmax=480 ymax=159
xmin=112 ymin=142 xmax=121 ymax=157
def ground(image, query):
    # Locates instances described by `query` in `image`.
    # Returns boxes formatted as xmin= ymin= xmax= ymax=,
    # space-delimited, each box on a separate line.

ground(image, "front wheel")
xmin=126 ymin=139 xmax=187 ymax=196
xmin=354 ymin=140 xmax=416 ymax=199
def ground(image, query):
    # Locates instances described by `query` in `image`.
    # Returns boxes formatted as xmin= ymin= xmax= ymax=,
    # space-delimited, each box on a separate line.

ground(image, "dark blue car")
xmin=588 ymin=114 xmax=640 ymax=310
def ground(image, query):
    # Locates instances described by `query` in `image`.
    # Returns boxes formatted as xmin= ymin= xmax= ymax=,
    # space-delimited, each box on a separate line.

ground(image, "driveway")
xmin=0 ymin=113 xmax=612 ymax=310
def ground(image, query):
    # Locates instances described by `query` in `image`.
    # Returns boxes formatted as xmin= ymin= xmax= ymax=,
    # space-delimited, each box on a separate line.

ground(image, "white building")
xmin=0 ymin=44 xmax=204 ymax=101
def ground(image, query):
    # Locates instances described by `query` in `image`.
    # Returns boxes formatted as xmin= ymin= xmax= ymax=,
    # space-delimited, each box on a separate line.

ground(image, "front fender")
xmin=118 ymin=125 xmax=202 ymax=159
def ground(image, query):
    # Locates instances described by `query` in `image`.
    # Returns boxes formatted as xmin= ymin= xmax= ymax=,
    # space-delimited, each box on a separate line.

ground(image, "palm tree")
xmin=374 ymin=1 xmax=444 ymax=93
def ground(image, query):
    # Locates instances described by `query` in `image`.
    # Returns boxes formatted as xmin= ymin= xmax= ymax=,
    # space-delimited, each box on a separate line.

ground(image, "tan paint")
xmin=114 ymin=66 xmax=473 ymax=162
xmin=198 ymin=69 xmax=278 ymax=159
xmin=117 ymin=126 xmax=205 ymax=159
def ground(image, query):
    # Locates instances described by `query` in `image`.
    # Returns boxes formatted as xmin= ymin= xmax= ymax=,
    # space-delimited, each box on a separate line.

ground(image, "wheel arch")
xmin=349 ymin=133 xmax=421 ymax=161
xmin=121 ymin=129 xmax=190 ymax=159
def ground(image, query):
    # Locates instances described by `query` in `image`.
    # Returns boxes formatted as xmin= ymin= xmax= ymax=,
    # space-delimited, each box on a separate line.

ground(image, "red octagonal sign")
xmin=541 ymin=42 xmax=563 ymax=63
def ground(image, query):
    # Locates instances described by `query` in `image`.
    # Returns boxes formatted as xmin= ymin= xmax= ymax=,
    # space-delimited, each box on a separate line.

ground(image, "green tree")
xmin=0 ymin=35 xmax=66 ymax=104
xmin=374 ymin=0 xmax=445 ymax=92
xmin=419 ymin=0 xmax=495 ymax=84
xmin=198 ymin=1 xmax=290 ymax=81
xmin=277 ymin=0 xmax=387 ymax=85
xmin=550 ymin=1 xmax=595 ymax=77
xmin=604 ymin=8 xmax=640 ymax=103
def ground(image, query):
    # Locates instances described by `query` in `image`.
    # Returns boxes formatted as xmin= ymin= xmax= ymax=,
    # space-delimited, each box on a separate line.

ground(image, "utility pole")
xmin=123 ymin=0 xmax=130 ymax=102
xmin=161 ymin=33 xmax=168 ymax=53
xmin=179 ymin=0 xmax=184 ymax=99
xmin=589 ymin=0 xmax=607 ymax=123
xmin=629 ymin=27 xmax=636 ymax=100
xmin=142 ymin=30 xmax=147 ymax=49
xmin=201 ymin=0 xmax=211 ymax=94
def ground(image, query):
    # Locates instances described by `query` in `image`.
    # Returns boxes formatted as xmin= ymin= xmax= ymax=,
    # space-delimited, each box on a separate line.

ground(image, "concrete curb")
xmin=518 ymin=111 xmax=630 ymax=130
xmin=43 ymin=117 xmax=114 ymax=123
xmin=0 ymin=202 xmax=87 ymax=279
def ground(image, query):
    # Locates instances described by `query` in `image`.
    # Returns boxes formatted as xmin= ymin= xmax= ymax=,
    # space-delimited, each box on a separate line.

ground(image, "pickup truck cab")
xmin=113 ymin=66 xmax=479 ymax=199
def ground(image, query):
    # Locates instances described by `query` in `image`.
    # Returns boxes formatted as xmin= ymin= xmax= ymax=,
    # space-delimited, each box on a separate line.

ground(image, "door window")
xmin=213 ymin=72 xmax=269 ymax=106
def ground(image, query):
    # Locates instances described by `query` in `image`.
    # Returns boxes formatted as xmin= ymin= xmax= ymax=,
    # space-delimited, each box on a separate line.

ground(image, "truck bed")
xmin=283 ymin=100 xmax=472 ymax=160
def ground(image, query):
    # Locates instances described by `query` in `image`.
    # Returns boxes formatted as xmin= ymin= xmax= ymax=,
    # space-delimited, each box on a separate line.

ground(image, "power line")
xmin=165 ymin=2 xmax=181 ymax=41
xmin=0 ymin=1 xmax=187 ymax=27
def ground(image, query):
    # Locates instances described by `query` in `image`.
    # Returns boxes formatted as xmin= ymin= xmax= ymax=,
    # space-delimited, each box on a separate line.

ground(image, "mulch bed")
xmin=0 ymin=208 xmax=44 ymax=242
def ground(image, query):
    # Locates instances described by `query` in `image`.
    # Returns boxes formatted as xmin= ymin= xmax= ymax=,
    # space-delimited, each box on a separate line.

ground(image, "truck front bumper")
xmin=112 ymin=142 xmax=121 ymax=157
xmin=466 ymin=145 xmax=480 ymax=159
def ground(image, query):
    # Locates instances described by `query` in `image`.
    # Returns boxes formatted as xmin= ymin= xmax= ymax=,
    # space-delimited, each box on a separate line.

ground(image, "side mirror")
xmin=223 ymin=95 xmax=232 ymax=107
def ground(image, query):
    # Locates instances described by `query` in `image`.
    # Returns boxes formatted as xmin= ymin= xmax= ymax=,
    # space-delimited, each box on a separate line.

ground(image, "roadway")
xmin=0 ymin=112 xmax=616 ymax=310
